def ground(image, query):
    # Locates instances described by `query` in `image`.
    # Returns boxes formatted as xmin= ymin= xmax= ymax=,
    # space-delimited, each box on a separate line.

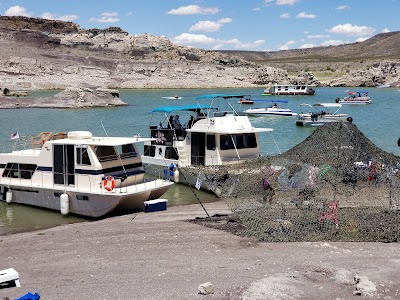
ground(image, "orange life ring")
xmin=103 ymin=176 xmax=115 ymax=191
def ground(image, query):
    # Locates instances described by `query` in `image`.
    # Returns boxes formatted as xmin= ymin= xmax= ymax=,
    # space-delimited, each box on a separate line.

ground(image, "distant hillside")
xmin=216 ymin=31 xmax=400 ymax=63
xmin=0 ymin=16 xmax=398 ymax=89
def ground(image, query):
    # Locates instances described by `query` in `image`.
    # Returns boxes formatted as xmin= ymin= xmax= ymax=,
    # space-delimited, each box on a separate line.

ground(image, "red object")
xmin=103 ymin=176 xmax=116 ymax=191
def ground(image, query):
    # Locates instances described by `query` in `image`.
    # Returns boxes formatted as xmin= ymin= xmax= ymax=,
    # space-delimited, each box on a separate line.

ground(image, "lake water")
xmin=1 ymin=87 xmax=399 ymax=235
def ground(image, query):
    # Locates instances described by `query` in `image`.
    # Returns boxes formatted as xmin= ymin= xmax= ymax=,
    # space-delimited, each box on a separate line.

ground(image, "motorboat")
xmin=296 ymin=103 xmax=352 ymax=127
xmin=237 ymin=96 xmax=254 ymax=105
xmin=244 ymin=99 xmax=297 ymax=117
xmin=141 ymin=94 xmax=274 ymax=187
xmin=337 ymin=91 xmax=371 ymax=104
xmin=162 ymin=95 xmax=182 ymax=100
xmin=0 ymin=131 xmax=173 ymax=217
xmin=261 ymin=84 xmax=315 ymax=96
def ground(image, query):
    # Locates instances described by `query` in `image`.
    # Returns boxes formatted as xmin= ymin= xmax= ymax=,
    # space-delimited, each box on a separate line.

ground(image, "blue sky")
xmin=0 ymin=0 xmax=399 ymax=51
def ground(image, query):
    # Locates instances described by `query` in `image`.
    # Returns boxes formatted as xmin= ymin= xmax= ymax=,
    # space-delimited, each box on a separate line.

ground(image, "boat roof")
xmin=195 ymin=94 xmax=249 ymax=100
xmin=48 ymin=136 xmax=155 ymax=146
xmin=186 ymin=128 xmax=273 ymax=134
xmin=149 ymin=104 xmax=216 ymax=113
xmin=300 ymin=103 xmax=342 ymax=108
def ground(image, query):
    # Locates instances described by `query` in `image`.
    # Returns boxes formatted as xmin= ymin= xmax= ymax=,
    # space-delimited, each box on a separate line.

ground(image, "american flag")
xmin=10 ymin=132 xmax=19 ymax=140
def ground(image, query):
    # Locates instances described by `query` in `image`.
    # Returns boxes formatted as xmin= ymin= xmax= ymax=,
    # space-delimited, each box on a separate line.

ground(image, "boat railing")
xmin=0 ymin=170 xmax=170 ymax=194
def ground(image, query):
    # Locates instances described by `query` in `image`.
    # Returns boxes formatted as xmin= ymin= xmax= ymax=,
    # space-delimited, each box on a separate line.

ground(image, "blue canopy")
xmin=149 ymin=104 xmax=216 ymax=113
xmin=196 ymin=94 xmax=248 ymax=100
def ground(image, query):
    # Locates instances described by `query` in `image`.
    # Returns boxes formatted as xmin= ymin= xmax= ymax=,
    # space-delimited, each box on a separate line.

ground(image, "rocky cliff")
xmin=0 ymin=16 xmax=398 ymax=91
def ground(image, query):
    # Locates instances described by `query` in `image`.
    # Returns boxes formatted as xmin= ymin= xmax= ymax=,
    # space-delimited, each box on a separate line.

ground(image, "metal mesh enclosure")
xmin=187 ymin=122 xmax=400 ymax=242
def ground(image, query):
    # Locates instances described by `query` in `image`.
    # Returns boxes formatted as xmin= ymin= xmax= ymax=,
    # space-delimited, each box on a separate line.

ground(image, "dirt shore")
xmin=1 ymin=201 xmax=399 ymax=300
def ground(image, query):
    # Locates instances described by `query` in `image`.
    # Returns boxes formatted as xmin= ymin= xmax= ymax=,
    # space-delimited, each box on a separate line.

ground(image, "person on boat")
xmin=157 ymin=122 xmax=163 ymax=129
xmin=167 ymin=116 xmax=174 ymax=129
xmin=272 ymin=103 xmax=278 ymax=108
xmin=187 ymin=115 xmax=194 ymax=129
xmin=172 ymin=115 xmax=184 ymax=136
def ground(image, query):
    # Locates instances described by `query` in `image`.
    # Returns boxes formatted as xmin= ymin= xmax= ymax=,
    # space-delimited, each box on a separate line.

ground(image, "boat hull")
xmin=0 ymin=180 xmax=173 ymax=218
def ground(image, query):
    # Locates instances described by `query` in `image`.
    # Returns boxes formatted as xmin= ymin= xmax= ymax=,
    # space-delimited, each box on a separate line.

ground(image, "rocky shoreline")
xmin=0 ymin=16 xmax=399 ymax=95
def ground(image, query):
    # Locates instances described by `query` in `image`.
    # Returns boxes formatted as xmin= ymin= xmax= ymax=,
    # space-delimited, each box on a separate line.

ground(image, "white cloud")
xmin=41 ymin=12 xmax=79 ymax=22
xmin=4 ymin=5 xmax=32 ymax=17
xmin=231 ymin=39 xmax=265 ymax=50
xmin=189 ymin=18 xmax=232 ymax=33
xmin=280 ymin=13 xmax=290 ymax=18
xmin=167 ymin=5 xmax=219 ymax=15
xmin=320 ymin=39 xmax=345 ymax=46
xmin=218 ymin=18 xmax=232 ymax=24
xmin=307 ymin=34 xmax=330 ymax=39
xmin=336 ymin=5 xmax=351 ymax=10
xmin=382 ymin=28 xmax=390 ymax=33
xmin=41 ymin=12 xmax=56 ymax=20
xmin=89 ymin=12 xmax=119 ymax=23
xmin=276 ymin=0 xmax=299 ymax=6
xmin=190 ymin=21 xmax=222 ymax=32
xmin=58 ymin=15 xmax=80 ymax=22
xmin=253 ymin=7 xmax=261 ymax=11
xmin=172 ymin=33 xmax=265 ymax=50
xmin=328 ymin=23 xmax=375 ymax=36
xmin=279 ymin=40 xmax=296 ymax=50
xmin=296 ymin=12 xmax=317 ymax=19
xmin=355 ymin=37 xmax=369 ymax=42
xmin=172 ymin=33 xmax=215 ymax=45
xmin=299 ymin=43 xmax=316 ymax=49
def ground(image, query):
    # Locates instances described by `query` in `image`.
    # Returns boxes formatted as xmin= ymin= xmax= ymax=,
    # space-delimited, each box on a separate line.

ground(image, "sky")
xmin=0 ymin=0 xmax=399 ymax=51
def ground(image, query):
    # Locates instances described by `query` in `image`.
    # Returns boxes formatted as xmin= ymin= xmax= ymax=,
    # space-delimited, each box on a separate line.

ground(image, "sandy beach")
xmin=1 ymin=201 xmax=399 ymax=300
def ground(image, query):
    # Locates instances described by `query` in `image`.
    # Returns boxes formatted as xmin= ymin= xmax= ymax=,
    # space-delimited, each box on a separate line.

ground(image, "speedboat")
xmin=237 ymin=96 xmax=254 ymax=104
xmin=244 ymin=99 xmax=297 ymax=117
xmin=0 ymin=131 xmax=173 ymax=217
xmin=296 ymin=103 xmax=352 ymax=127
xmin=337 ymin=91 xmax=371 ymax=104
xmin=141 ymin=94 xmax=274 ymax=187
xmin=162 ymin=95 xmax=182 ymax=100
xmin=261 ymin=84 xmax=315 ymax=96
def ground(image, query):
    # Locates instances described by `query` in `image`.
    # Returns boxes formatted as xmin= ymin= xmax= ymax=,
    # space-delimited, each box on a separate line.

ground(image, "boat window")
xmin=165 ymin=147 xmax=179 ymax=160
xmin=220 ymin=134 xmax=257 ymax=150
xmin=2 ymin=163 xmax=37 ymax=179
xmin=207 ymin=134 xmax=216 ymax=150
xmin=76 ymin=147 xmax=91 ymax=166
xmin=120 ymin=144 xmax=137 ymax=159
xmin=95 ymin=146 xmax=118 ymax=162
xmin=95 ymin=144 xmax=138 ymax=162
xmin=143 ymin=145 xmax=155 ymax=157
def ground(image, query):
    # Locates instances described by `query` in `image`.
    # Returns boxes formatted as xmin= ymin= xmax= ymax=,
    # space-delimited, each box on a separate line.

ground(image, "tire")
xmin=347 ymin=116 xmax=353 ymax=123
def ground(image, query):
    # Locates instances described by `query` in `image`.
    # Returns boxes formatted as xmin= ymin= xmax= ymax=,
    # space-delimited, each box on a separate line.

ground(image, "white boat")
xmin=337 ymin=91 xmax=371 ymax=104
xmin=262 ymin=84 xmax=315 ymax=96
xmin=296 ymin=103 xmax=352 ymax=127
xmin=244 ymin=100 xmax=297 ymax=117
xmin=141 ymin=94 xmax=274 ymax=186
xmin=0 ymin=131 xmax=173 ymax=217
xmin=162 ymin=96 xmax=182 ymax=100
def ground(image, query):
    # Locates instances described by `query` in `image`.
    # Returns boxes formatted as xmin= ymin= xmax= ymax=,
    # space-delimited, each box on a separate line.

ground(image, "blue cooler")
xmin=143 ymin=199 xmax=168 ymax=213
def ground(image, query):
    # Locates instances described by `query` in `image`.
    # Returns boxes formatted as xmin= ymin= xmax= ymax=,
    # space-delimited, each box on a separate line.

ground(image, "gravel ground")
xmin=1 ymin=201 xmax=399 ymax=300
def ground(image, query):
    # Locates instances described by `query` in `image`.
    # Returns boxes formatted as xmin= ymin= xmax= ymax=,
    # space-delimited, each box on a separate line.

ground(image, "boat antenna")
xmin=101 ymin=121 xmax=109 ymax=138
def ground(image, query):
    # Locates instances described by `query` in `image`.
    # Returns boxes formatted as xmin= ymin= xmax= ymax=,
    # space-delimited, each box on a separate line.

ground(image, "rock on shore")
xmin=0 ymin=87 xmax=127 ymax=108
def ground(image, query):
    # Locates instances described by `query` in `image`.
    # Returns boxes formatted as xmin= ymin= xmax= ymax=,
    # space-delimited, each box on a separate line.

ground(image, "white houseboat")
xmin=0 ymin=131 xmax=173 ymax=217
xmin=262 ymin=84 xmax=316 ymax=96
xmin=141 ymin=94 xmax=274 ymax=186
